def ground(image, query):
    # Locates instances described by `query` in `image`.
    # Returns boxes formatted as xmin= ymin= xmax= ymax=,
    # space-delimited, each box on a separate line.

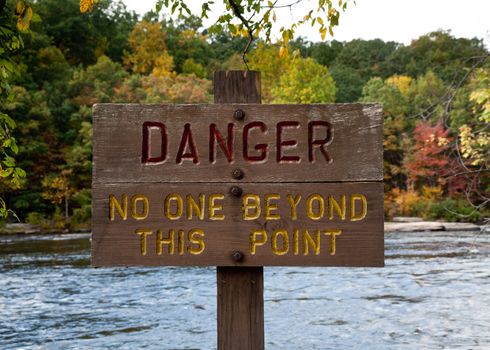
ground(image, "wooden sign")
xmin=92 ymin=103 xmax=383 ymax=267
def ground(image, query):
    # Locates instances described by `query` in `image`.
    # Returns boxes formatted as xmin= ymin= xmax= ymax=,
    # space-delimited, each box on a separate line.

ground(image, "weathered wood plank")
xmin=217 ymin=266 xmax=264 ymax=350
xmin=214 ymin=71 xmax=262 ymax=104
xmin=91 ymin=182 xmax=384 ymax=267
xmin=92 ymin=103 xmax=382 ymax=183
xmin=215 ymin=70 xmax=264 ymax=350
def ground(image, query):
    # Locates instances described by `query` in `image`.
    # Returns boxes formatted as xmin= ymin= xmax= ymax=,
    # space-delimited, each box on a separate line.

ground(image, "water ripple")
xmin=0 ymin=231 xmax=489 ymax=349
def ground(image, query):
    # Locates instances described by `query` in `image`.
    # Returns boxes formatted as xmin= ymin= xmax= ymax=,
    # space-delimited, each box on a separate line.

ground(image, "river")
xmin=0 ymin=231 xmax=489 ymax=349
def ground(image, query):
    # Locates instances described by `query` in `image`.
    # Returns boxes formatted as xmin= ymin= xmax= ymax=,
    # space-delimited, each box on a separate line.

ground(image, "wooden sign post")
xmin=214 ymin=71 xmax=264 ymax=350
xmin=91 ymin=71 xmax=384 ymax=350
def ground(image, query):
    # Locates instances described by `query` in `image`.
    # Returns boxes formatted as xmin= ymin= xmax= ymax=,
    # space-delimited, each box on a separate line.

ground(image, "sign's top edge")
xmin=93 ymin=102 xmax=381 ymax=107
xmin=92 ymin=103 xmax=383 ymax=114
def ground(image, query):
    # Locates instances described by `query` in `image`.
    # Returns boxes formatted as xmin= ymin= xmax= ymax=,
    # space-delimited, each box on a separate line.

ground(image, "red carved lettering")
xmin=277 ymin=121 xmax=300 ymax=163
xmin=308 ymin=121 xmax=333 ymax=163
xmin=209 ymin=123 xmax=234 ymax=163
xmin=142 ymin=121 xmax=167 ymax=164
xmin=243 ymin=122 xmax=268 ymax=162
xmin=176 ymin=123 xmax=199 ymax=164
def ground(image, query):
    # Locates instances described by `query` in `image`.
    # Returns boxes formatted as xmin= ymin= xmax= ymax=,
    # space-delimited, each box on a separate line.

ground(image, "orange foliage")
xmin=404 ymin=120 xmax=452 ymax=189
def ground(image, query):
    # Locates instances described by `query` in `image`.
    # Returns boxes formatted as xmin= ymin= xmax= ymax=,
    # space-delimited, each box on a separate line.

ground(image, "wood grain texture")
xmin=217 ymin=266 xmax=264 ymax=350
xmin=92 ymin=103 xmax=382 ymax=183
xmin=91 ymin=182 xmax=384 ymax=267
xmin=215 ymin=70 xmax=264 ymax=350
xmin=214 ymin=71 xmax=261 ymax=104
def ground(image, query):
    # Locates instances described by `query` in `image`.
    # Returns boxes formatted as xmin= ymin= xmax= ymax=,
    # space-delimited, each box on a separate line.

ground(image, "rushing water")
xmin=0 ymin=231 xmax=489 ymax=349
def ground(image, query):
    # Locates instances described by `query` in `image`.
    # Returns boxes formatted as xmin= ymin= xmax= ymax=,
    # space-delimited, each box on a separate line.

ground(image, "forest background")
xmin=0 ymin=0 xmax=489 ymax=232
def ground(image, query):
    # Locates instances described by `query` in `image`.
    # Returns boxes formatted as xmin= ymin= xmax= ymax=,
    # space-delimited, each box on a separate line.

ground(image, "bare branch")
xmin=227 ymin=0 xmax=255 ymax=69
xmin=445 ymin=169 xmax=490 ymax=179
xmin=261 ymin=0 xmax=303 ymax=9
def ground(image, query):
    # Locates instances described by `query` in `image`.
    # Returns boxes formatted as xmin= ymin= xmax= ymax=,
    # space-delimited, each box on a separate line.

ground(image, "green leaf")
xmin=15 ymin=167 xmax=26 ymax=178
xmin=31 ymin=13 xmax=42 ymax=23
xmin=228 ymin=23 xmax=237 ymax=35
xmin=10 ymin=138 xmax=18 ymax=154
xmin=3 ymin=156 xmax=15 ymax=167
xmin=171 ymin=1 xmax=178 ymax=14
xmin=1 ymin=114 xmax=16 ymax=129
xmin=155 ymin=0 xmax=163 ymax=12
xmin=17 ymin=6 xmax=33 ymax=31
xmin=1 ymin=168 xmax=13 ymax=178
xmin=15 ymin=0 xmax=26 ymax=16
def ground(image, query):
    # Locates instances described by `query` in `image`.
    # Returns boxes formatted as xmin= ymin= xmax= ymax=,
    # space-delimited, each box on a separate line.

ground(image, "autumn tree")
xmin=404 ymin=121 xmax=452 ymax=190
xmin=41 ymin=169 xmax=75 ymax=220
xmin=124 ymin=20 xmax=174 ymax=76
xmin=272 ymin=57 xmax=336 ymax=103
xmin=247 ymin=43 xmax=290 ymax=103
xmin=361 ymin=77 xmax=410 ymax=190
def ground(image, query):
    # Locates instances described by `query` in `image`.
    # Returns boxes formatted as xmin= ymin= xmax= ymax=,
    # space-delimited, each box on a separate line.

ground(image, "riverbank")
xmin=0 ymin=223 xmax=90 ymax=235
xmin=385 ymin=221 xmax=482 ymax=232
xmin=0 ymin=219 xmax=487 ymax=235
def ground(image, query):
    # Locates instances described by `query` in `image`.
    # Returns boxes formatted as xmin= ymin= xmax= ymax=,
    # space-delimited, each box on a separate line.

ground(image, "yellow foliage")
xmin=41 ymin=170 xmax=74 ymax=205
xmin=384 ymin=188 xmax=422 ymax=218
xmin=248 ymin=43 xmax=292 ymax=103
xmin=80 ymin=0 xmax=95 ymax=13
xmin=459 ymin=124 xmax=489 ymax=166
xmin=386 ymin=75 xmax=412 ymax=95
xmin=151 ymin=54 xmax=175 ymax=78
xmin=177 ymin=29 xmax=206 ymax=43
xmin=469 ymin=68 xmax=490 ymax=123
xmin=422 ymin=186 xmax=443 ymax=200
xmin=15 ymin=1 xmax=33 ymax=31
xmin=124 ymin=21 xmax=174 ymax=76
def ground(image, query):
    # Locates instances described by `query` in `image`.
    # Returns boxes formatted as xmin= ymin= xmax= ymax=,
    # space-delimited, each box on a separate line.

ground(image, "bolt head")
xmin=231 ymin=168 xmax=244 ymax=180
xmin=229 ymin=186 xmax=243 ymax=197
xmin=231 ymin=251 xmax=244 ymax=262
xmin=233 ymin=109 xmax=245 ymax=120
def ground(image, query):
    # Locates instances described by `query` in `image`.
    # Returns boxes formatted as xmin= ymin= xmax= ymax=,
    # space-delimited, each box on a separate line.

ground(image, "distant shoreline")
xmin=0 ymin=223 xmax=90 ymax=235
xmin=0 ymin=220 xmax=486 ymax=235
xmin=385 ymin=221 xmax=483 ymax=232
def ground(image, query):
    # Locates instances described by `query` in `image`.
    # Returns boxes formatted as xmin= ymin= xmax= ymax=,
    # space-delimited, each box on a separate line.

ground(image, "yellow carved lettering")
xmin=135 ymin=228 xmax=152 ymax=256
xmin=178 ymin=229 xmax=185 ymax=255
xmin=209 ymin=194 xmax=225 ymax=220
xmin=328 ymin=195 xmax=346 ymax=220
xmin=250 ymin=229 xmax=267 ymax=255
xmin=287 ymin=194 xmax=301 ymax=220
xmin=243 ymin=194 xmax=261 ymax=220
xmin=187 ymin=194 xmax=205 ymax=220
xmin=271 ymin=229 xmax=289 ymax=255
xmin=131 ymin=194 xmax=149 ymax=220
xmin=302 ymin=229 xmax=320 ymax=255
xmin=323 ymin=230 xmax=342 ymax=255
xmin=188 ymin=229 xmax=205 ymax=255
xmin=265 ymin=194 xmax=280 ymax=220
xmin=350 ymin=194 xmax=367 ymax=221
xmin=109 ymin=194 xmax=127 ymax=221
xmin=306 ymin=194 xmax=324 ymax=220
xmin=157 ymin=229 xmax=175 ymax=255
xmin=293 ymin=228 xmax=299 ymax=255
xmin=165 ymin=194 xmax=183 ymax=220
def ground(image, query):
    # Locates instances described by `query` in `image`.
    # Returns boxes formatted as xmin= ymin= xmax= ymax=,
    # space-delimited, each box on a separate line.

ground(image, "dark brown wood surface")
xmin=215 ymin=70 xmax=264 ymax=350
xmin=92 ymin=103 xmax=382 ymax=183
xmin=214 ymin=71 xmax=261 ymax=104
xmin=217 ymin=266 xmax=264 ymax=350
xmin=91 ymin=182 xmax=384 ymax=267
